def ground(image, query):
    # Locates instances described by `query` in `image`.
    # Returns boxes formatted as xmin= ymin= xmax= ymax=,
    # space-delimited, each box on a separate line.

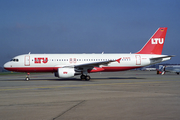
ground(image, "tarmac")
xmin=0 ymin=71 xmax=180 ymax=120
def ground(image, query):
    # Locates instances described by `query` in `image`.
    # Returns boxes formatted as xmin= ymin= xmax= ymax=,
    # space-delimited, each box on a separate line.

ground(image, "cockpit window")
xmin=10 ymin=59 xmax=19 ymax=62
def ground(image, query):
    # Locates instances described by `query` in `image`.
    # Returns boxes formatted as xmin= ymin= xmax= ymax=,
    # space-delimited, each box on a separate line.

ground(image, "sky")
xmin=0 ymin=0 xmax=180 ymax=67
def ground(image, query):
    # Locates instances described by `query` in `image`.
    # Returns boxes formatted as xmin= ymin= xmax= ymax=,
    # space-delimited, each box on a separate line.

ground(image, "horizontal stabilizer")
xmin=150 ymin=55 xmax=175 ymax=60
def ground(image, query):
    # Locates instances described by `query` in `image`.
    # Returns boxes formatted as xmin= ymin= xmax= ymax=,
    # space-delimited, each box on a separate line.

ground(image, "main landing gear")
xmin=80 ymin=74 xmax=91 ymax=81
xmin=24 ymin=73 xmax=91 ymax=81
xmin=25 ymin=73 xmax=30 ymax=81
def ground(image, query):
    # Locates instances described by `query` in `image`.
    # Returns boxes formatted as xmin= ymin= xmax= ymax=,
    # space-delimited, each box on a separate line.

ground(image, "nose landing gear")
xmin=25 ymin=73 xmax=30 ymax=81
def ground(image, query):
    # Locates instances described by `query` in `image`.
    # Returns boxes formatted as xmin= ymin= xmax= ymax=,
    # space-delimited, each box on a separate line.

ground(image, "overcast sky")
xmin=0 ymin=0 xmax=180 ymax=67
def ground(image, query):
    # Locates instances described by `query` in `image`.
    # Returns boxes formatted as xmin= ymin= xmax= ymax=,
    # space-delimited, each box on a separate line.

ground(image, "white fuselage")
xmin=4 ymin=53 xmax=170 ymax=73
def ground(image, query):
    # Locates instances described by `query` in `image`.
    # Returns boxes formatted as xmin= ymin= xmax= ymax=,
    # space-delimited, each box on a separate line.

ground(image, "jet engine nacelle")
xmin=55 ymin=68 xmax=75 ymax=78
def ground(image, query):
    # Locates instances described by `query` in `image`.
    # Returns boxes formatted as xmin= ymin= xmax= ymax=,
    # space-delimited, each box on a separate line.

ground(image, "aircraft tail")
xmin=136 ymin=27 xmax=168 ymax=55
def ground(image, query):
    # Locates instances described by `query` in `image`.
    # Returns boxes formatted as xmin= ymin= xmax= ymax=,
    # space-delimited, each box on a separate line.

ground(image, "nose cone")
xmin=4 ymin=62 xmax=10 ymax=70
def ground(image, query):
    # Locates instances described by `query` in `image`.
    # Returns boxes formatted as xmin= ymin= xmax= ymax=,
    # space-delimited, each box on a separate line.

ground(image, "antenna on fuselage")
xmin=28 ymin=52 xmax=31 ymax=54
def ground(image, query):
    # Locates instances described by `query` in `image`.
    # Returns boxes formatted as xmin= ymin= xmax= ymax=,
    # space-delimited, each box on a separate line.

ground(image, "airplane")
xmin=157 ymin=65 xmax=180 ymax=75
xmin=4 ymin=27 xmax=174 ymax=81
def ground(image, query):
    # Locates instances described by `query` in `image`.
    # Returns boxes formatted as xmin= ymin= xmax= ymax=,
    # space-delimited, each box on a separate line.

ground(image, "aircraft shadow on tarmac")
xmin=2 ymin=76 xmax=144 ymax=81
xmin=21 ymin=77 xmax=145 ymax=81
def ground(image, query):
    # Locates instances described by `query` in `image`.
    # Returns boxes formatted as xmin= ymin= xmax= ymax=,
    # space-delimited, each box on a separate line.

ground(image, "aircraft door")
xmin=25 ymin=56 xmax=30 ymax=66
xmin=135 ymin=55 xmax=141 ymax=65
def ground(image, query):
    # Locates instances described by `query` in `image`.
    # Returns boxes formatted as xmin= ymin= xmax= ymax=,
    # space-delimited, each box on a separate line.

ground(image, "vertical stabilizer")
xmin=136 ymin=27 xmax=167 ymax=55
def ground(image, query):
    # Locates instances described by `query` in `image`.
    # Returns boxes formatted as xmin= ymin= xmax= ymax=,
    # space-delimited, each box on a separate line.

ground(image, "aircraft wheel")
xmin=25 ymin=77 xmax=30 ymax=81
xmin=85 ymin=75 xmax=91 ymax=81
xmin=176 ymin=72 xmax=179 ymax=75
xmin=80 ymin=75 xmax=86 ymax=80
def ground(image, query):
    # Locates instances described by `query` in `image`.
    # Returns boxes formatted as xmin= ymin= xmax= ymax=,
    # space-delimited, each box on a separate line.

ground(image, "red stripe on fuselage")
xmin=89 ymin=66 xmax=140 ymax=73
xmin=4 ymin=67 xmax=59 ymax=72
xmin=5 ymin=66 xmax=140 ymax=73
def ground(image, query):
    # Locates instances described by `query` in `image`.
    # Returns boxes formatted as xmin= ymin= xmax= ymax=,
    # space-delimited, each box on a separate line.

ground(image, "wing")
xmin=62 ymin=58 xmax=121 ymax=71
xmin=75 ymin=60 xmax=113 ymax=68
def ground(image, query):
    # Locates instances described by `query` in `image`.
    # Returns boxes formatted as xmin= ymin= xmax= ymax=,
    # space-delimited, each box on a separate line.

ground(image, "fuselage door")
xmin=136 ymin=55 xmax=141 ymax=65
xmin=25 ymin=56 xmax=30 ymax=66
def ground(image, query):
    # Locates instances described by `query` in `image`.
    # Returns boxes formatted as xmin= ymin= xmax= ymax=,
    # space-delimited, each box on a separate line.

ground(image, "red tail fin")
xmin=136 ymin=27 xmax=167 ymax=55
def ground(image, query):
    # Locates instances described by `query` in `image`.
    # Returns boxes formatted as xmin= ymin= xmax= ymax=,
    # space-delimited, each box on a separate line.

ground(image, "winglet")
xmin=116 ymin=58 xmax=121 ymax=63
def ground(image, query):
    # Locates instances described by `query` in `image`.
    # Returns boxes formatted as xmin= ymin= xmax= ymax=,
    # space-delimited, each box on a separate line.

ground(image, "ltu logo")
xmin=34 ymin=58 xmax=48 ymax=64
xmin=151 ymin=38 xmax=164 ymax=44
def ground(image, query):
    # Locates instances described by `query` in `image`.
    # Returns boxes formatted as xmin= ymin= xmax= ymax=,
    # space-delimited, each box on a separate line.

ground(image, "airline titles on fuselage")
xmin=33 ymin=57 xmax=132 ymax=64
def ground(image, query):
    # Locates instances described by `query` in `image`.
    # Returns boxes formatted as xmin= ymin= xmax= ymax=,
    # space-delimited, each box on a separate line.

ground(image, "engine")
xmin=54 ymin=68 xmax=76 ymax=78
